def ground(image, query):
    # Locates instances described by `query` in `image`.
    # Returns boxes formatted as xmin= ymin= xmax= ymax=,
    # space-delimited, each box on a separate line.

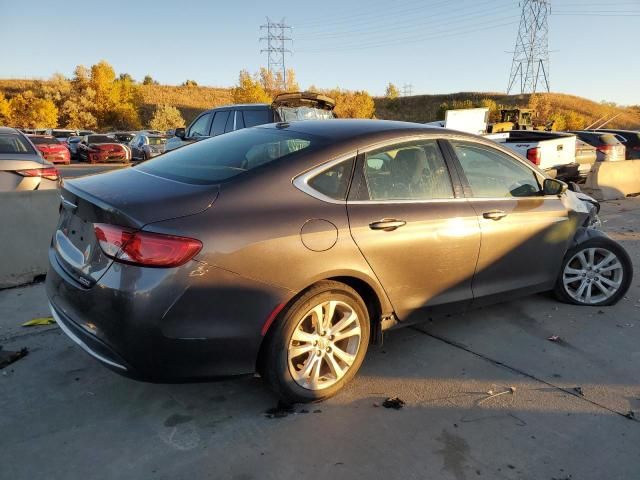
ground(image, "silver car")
xmin=0 ymin=127 xmax=59 ymax=191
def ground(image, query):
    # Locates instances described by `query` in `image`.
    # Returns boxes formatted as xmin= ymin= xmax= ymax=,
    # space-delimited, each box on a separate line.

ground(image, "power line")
xmin=506 ymin=0 xmax=551 ymax=95
xmin=296 ymin=1 xmax=514 ymax=40
xmin=259 ymin=18 xmax=293 ymax=90
xmin=297 ymin=16 xmax=518 ymax=53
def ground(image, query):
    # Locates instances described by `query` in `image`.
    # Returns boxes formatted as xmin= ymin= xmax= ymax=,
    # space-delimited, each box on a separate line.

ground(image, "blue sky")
xmin=1 ymin=0 xmax=638 ymax=104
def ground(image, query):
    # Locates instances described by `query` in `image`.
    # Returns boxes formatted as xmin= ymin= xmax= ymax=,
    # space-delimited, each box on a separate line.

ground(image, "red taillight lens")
xmin=526 ymin=147 xmax=541 ymax=165
xmin=94 ymin=224 xmax=202 ymax=268
xmin=16 ymin=167 xmax=59 ymax=181
xmin=597 ymin=145 xmax=613 ymax=153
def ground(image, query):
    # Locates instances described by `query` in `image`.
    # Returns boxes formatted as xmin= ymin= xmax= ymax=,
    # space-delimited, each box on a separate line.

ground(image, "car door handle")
xmin=483 ymin=210 xmax=507 ymax=221
xmin=369 ymin=219 xmax=407 ymax=231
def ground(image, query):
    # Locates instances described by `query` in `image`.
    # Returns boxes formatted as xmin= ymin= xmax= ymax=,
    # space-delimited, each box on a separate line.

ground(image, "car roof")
xmin=204 ymin=104 xmax=271 ymax=113
xmin=255 ymin=119 xmax=460 ymax=141
xmin=0 ymin=126 xmax=20 ymax=135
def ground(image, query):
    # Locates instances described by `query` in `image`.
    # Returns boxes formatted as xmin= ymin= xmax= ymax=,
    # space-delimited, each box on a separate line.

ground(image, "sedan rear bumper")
xmin=46 ymin=246 xmax=293 ymax=381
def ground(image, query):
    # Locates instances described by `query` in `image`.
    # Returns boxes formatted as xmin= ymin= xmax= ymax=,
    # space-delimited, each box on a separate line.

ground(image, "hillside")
xmin=2 ymin=78 xmax=638 ymax=130
xmin=374 ymin=92 xmax=640 ymax=129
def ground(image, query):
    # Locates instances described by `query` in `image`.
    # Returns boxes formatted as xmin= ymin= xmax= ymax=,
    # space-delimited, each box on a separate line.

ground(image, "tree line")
xmin=0 ymin=61 xmax=376 ymax=132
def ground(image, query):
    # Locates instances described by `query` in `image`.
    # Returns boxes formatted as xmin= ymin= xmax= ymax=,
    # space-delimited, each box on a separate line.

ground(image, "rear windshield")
xmin=52 ymin=131 xmax=75 ymax=139
xmin=148 ymin=137 xmax=167 ymax=145
xmin=277 ymin=106 xmax=335 ymax=122
xmin=88 ymin=135 xmax=114 ymax=144
xmin=29 ymin=136 xmax=59 ymax=145
xmin=137 ymin=127 xmax=322 ymax=184
xmin=0 ymin=134 xmax=36 ymax=154
xmin=599 ymin=134 xmax=621 ymax=145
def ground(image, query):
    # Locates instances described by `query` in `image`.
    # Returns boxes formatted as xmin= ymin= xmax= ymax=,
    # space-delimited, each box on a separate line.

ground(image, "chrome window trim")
xmin=292 ymin=152 xmax=357 ymax=204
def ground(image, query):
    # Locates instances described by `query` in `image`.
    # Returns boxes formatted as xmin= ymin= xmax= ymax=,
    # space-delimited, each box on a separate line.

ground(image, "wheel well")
xmin=328 ymin=276 xmax=383 ymax=340
xmin=256 ymin=276 xmax=384 ymax=373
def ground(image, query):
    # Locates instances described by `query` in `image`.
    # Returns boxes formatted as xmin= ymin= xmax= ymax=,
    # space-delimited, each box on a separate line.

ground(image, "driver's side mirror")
xmin=175 ymin=128 xmax=186 ymax=140
xmin=543 ymin=178 xmax=567 ymax=196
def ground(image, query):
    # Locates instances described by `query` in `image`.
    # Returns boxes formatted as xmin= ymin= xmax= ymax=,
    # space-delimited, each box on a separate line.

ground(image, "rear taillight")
xmin=526 ymin=147 xmax=541 ymax=165
xmin=597 ymin=145 xmax=613 ymax=154
xmin=16 ymin=167 xmax=59 ymax=181
xmin=94 ymin=224 xmax=202 ymax=268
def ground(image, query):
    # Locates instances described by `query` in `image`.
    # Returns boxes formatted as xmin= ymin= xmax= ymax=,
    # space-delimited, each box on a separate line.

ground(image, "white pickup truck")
xmin=485 ymin=130 xmax=579 ymax=181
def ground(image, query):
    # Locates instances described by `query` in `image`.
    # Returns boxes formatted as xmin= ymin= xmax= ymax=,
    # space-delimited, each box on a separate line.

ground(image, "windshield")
xmin=0 ymin=134 xmax=37 ymax=154
xmin=88 ymin=135 xmax=115 ymax=144
xmin=29 ymin=136 xmax=59 ymax=145
xmin=137 ymin=127 xmax=322 ymax=184
xmin=600 ymin=134 xmax=621 ymax=145
xmin=148 ymin=137 xmax=167 ymax=146
xmin=276 ymin=106 xmax=335 ymax=122
xmin=52 ymin=131 xmax=75 ymax=139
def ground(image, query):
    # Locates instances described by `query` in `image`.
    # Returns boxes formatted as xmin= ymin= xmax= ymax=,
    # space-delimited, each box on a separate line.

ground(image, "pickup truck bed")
xmin=486 ymin=130 xmax=579 ymax=181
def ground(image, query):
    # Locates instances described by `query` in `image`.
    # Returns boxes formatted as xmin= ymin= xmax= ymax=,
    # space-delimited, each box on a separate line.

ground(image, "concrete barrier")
xmin=0 ymin=189 xmax=59 ymax=288
xmin=583 ymin=160 xmax=640 ymax=201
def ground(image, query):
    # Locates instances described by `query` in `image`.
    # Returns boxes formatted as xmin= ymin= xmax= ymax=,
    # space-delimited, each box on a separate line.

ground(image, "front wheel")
xmin=262 ymin=281 xmax=370 ymax=403
xmin=554 ymin=237 xmax=633 ymax=306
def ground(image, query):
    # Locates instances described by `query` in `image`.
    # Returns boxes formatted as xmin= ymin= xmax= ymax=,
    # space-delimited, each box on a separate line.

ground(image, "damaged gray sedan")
xmin=47 ymin=120 xmax=633 ymax=403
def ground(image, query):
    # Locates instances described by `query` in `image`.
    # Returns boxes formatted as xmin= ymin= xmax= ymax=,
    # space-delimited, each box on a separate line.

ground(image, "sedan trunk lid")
xmin=53 ymin=167 xmax=218 ymax=286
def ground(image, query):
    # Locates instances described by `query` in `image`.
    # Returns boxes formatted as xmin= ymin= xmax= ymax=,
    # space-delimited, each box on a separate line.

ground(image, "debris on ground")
xmin=264 ymin=401 xmax=295 ymax=419
xmin=0 ymin=346 xmax=29 ymax=369
xmin=382 ymin=397 xmax=406 ymax=409
xmin=313 ymin=409 xmax=322 ymax=413
xmin=623 ymin=411 xmax=636 ymax=420
xmin=22 ymin=316 xmax=55 ymax=327
xmin=573 ymin=387 xmax=584 ymax=396
xmin=478 ymin=386 xmax=517 ymax=405
xmin=547 ymin=335 xmax=560 ymax=342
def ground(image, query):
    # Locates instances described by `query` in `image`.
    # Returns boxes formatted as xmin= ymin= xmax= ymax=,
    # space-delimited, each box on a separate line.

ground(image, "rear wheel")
xmin=263 ymin=281 xmax=370 ymax=403
xmin=554 ymin=237 xmax=632 ymax=306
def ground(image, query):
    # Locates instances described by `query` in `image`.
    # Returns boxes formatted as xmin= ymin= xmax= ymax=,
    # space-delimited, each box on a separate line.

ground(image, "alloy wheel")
xmin=562 ymin=247 xmax=624 ymax=304
xmin=287 ymin=300 xmax=362 ymax=391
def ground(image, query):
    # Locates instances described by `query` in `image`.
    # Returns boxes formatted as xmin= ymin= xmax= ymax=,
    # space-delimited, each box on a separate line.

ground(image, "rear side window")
xmin=137 ymin=127 xmax=322 ymax=184
xmin=210 ymin=111 xmax=230 ymax=136
xmin=307 ymin=158 xmax=355 ymax=201
xmin=243 ymin=109 xmax=272 ymax=128
xmin=0 ymin=134 xmax=36 ymax=154
xmin=224 ymin=111 xmax=235 ymax=133
xmin=363 ymin=140 xmax=454 ymax=201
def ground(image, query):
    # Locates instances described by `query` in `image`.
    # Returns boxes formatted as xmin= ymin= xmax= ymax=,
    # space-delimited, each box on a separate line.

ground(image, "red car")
xmin=27 ymin=135 xmax=71 ymax=165
xmin=77 ymin=134 xmax=131 ymax=164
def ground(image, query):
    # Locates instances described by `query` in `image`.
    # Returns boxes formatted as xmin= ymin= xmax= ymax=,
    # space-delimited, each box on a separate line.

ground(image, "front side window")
xmin=307 ymin=158 xmax=355 ymax=201
xmin=188 ymin=113 xmax=212 ymax=137
xmin=137 ymin=127 xmax=320 ymax=185
xmin=363 ymin=140 xmax=454 ymax=201
xmin=451 ymin=141 xmax=540 ymax=198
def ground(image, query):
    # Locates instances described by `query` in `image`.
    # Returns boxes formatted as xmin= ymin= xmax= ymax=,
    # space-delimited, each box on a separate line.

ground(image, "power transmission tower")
xmin=402 ymin=83 xmax=413 ymax=96
xmin=260 ymin=18 xmax=292 ymax=90
xmin=506 ymin=0 xmax=551 ymax=94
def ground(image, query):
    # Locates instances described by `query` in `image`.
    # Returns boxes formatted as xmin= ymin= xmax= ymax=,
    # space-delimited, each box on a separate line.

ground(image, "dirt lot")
xmin=1 ymin=198 xmax=639 ymax=480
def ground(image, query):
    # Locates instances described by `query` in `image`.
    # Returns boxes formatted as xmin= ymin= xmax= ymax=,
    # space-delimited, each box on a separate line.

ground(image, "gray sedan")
xmin=0 ymin=127 xmax=59 ymax=192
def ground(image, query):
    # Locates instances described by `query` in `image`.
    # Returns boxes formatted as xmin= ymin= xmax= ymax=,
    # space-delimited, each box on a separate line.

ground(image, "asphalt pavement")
xmin=1 ymin=198 xmax=639 ymax=480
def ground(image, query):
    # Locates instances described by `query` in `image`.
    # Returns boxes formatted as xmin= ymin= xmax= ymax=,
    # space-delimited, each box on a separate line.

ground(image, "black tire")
xmin=554 ymin=237 xmax=633 ymax=306
xmin=262 ymin=280 xmax=370 ymax=403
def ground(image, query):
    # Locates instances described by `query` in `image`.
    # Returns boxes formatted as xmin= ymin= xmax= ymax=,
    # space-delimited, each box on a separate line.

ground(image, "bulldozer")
xmin=488 ymin=108 xmax=555 ymax=133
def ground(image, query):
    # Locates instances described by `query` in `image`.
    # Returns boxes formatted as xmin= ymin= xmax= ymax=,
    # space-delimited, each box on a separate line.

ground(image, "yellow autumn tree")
xmin=149 ymin=105 xmax=185 ymax=131
xmin=233 ymin=70 xmax=272 ymax=104
xmin=0 ymin=92 xmax=11 ymax=125
xmin=9 ymin=91 xmax=58 ymax=128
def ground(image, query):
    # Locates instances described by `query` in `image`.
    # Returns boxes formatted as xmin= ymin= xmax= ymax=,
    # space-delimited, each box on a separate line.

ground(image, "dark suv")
xmin=164 ymin=92 xmax=336 ymax=152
